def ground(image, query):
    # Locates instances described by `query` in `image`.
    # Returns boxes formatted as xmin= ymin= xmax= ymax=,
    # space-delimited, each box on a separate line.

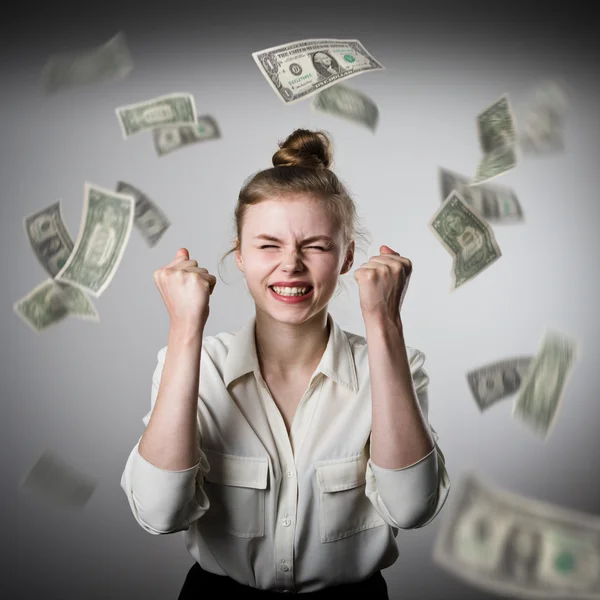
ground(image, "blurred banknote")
xmin=42 ymin=32 xmax=133 ymax=94
xmin=20 ymin=450 xmax=97 ymax=509
xmin=13 ymin=279 xmax=98 ymax=332
xmin=152 ymin=115 xmax=221 ymax=156
xmin=115 ymin=181 xmax=170 ymax=247
xmin=24 ymin=201 xmax=74 ymax=277
xmin=513 ymin=329 xmax=579 ymax=440
xmin=467 ymin=357 xmax=533 ymax=411
xmin=433 ymin=472 xmax=600 ymax=599
xmin=252 ymin=38 xmax=384 ymax=104
xmin=55 ymin=183 xmax=134 ymax=297
xmin=312 ymin=84 xmax=379 ymax=131
xmin=116 ymin=92 xmax=197 ymax=139
xmin=519 ymin=81 xmax=569 ymax=155
xmin=439 ymin=167 xmax=523 ymax=223
xmin=472 ymin=95 xmax=518 ymax=185
xmin=429 ymin=191 xmax=502 ymax=290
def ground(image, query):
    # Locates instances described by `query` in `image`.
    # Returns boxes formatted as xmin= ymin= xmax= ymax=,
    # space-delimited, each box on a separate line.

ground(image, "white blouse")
xmin=120 ymin=312 xmax=450 ymax=593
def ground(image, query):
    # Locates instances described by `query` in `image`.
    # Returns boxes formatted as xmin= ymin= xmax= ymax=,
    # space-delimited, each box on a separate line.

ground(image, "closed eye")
xmin=260 ymin=245 xmax=328 ymax=251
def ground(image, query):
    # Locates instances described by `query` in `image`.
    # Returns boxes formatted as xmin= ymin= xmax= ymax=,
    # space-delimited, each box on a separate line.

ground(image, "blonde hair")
xmin=218 ymin=128 xmax=371 ymax=297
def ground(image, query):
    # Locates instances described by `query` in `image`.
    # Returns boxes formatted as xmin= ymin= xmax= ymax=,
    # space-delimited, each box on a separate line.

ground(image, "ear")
xmin=234 ymin=239 xmax=244 ymax=272
xmin=340 ymin=240 xmax=355 ymax=275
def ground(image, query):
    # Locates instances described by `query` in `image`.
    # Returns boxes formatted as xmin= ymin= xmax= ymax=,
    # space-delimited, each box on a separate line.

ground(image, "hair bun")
xmin=272 ymin=129 xmax=333 ymax=170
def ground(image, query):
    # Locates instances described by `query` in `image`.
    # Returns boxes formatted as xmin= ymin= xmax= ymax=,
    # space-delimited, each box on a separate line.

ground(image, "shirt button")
xmin=280 ymin=564 xmax=290 ymax=572
xmin=286 ymin=470 xmax=293 ymax=478
xmin=282 ymin=517 xmax=291 ymax=527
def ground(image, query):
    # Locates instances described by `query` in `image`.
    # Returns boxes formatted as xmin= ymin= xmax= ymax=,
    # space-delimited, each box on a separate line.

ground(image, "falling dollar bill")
xmin=252 ymin=38 xmax=384 ymax=104
xmin=115 ymin=92 xmax=197 ymax=139
xmin=439 ymin=167 xmax=524 ymax=223
xmin=20 ymin=450 xmax=97 ymax=509
xmin=115 ymin=181 xmax=170 ymax=247
xmin=520 ymin=108 xmax=564 ymax=155
xmin=519 ymin=81 xmax=569 ymax=155
xmin=472 ymin=95 xmax=518 ymax=185
xmin=312 ymin=83 xmax=379 ymax=131
xmin=152 ymin=115 xmax=221 ymax=156
xmin=41 ymin=31 xmax=134 ymax=94
xmin=13 ymin=279 xmax=98 ymax=333
xmin=467 ymin=357 xmax=533 ymax=411
xmin=528 ymin=80 xmax=569 ymax=114
xmin=23 ymin=201 xmax=74 ymax=277
xmin=433 ymin=472 xmax=600 ymax=599
xmin=429 ymin=191 xmax=502 ymax=290
xmin=512 ymin=329 xmax=579 ymax=440
xmin=54 ymin=182 xmax=134 ymax=297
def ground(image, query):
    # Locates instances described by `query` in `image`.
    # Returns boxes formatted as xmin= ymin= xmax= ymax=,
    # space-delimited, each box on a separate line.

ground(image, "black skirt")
xmin=178 ymin=562 xmax=389 ymax=598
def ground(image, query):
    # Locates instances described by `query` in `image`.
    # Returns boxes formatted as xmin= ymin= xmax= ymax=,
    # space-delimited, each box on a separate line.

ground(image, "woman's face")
xmin=235 ymin=194 xmax=353 ymax=324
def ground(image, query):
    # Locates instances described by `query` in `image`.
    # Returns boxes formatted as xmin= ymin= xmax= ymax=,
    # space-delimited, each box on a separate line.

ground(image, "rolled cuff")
xmin=366 ymin=443 xmax=450 ymax=529
xmin=121 ymin=444 xmax=210 ymax=535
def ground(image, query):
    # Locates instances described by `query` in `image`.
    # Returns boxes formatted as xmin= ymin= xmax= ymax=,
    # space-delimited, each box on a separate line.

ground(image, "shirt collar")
xmin=223 ymin=312 xmax=359 ymax=393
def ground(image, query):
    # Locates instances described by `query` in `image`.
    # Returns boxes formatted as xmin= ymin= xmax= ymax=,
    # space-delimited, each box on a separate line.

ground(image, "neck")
xmin=254 ymin=308 xmax=330 ymax=379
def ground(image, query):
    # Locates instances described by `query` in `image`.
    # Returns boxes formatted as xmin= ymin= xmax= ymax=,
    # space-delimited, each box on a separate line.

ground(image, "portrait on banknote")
xmin=480 ymin=190 xmax=501 ymax=219
xmin=311 ymin=51 xmax=341 ymax=78
xmin=39 ymin=235 xmax=64 ymax=258
xmin=498 ymin=525 xmax=542 ymax=583
xmin=502 ymin=366 xmax=523 ymax=390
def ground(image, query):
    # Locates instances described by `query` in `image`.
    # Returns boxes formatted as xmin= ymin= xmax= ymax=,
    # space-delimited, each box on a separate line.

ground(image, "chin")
xmin=259 ymin=299 xmax=317 ymax=321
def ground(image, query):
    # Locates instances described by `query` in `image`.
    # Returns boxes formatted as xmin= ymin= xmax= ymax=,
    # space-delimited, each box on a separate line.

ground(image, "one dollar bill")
xmin=439 ymin=167 xmax=523 ymax=223
xmin=115 ymin=181 xmax=170 ymax=247
xmin=467 ymin=357 xmax=533 ymax=411
xmin=512 ymin=329 xmax=579 ymax=440
xmin=152 ymin=115 xmax=221 ymax=156
xmin=252 ymin=38 xmax=384 ymax=104
xmin=13 ymin=279 xmax=98 ymax=333
xmin=20 ymin=450 xmax=97 ymax=510
xmin=433 ymin=472 xmax=600 ymax=599
xmin=54 ymin=183 xmax=135 ymax=297
xmin=429 ymin=191 xmax=502 ymax=290
xmin=116 ymin=92 xmax=197 ymax=139
xmin=472 ymin=95 xmax=518 ymax=185
xmin=41 ymin=31 xmax=133 ymax=94
xmin=23 ymin=200 xmax=74 ymax=278
xmin=519 ymin=81 xmax=569 ymax=155
xmin=312 ymin=83 xmax=379 ymax=131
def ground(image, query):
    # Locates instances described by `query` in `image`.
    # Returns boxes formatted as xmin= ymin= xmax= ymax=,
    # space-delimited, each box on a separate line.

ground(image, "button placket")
xmin=254 ymin=371 xmax=306 ymax=592
xmin=274 ymin=467 xmax=296 ymax=588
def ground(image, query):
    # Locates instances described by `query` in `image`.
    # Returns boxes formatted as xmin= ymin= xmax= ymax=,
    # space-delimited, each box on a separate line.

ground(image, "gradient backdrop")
xmin=2 ymin=2 xmax=599 ymax=599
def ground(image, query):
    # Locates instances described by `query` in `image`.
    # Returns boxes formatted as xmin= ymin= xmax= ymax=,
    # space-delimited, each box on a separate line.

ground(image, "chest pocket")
xmin=315 ymin=453 xmax=386 ymax=543
xmin=203 ymin=448 xmax=269 ymax=538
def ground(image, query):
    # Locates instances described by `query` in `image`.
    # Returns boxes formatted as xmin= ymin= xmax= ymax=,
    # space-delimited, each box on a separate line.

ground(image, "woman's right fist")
xmin=153 ymin=247 xmax=217 ymax=332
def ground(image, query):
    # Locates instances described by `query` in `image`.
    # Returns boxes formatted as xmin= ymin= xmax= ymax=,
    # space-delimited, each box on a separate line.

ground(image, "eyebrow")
xmin=254 ymin=234 xmax=334 ymax=244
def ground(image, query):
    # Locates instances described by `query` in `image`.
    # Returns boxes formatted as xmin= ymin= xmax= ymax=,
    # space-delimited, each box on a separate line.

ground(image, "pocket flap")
xmin=316 ymin=454 xmax=367 ymax=493
xmin=203 ymin=448 xmax=268 ymax=489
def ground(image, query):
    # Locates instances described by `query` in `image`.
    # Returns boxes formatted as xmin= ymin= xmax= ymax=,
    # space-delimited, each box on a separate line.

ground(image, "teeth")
xmin=272 ymin=286 xmax=310 ymax=296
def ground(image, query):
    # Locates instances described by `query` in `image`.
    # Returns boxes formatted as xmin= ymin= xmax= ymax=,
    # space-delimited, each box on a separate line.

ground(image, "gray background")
xmin=2 ymin=2 xmax=599 ymax=598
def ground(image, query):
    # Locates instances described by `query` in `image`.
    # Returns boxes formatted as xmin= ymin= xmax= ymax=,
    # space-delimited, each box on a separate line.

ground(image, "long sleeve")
xmin=120 ymin=347 xmax=211 ymax=535
xmin=365 ymin=349 xmax=450 ymax=529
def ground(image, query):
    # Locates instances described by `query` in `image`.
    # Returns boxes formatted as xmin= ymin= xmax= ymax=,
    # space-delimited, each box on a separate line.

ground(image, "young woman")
xmin=121 ymin=129 xmax=450 ymax=598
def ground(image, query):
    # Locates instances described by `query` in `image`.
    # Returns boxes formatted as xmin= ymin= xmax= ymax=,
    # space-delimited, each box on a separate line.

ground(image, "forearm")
xmin=138 ymin=325 xmax=203 ymax=471
xmin=365 ymin=315 xmax=434 ymax=469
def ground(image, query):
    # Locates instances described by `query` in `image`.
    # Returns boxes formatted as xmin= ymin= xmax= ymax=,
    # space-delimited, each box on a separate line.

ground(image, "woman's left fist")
xmin=354 ymin=245 xmax=412 ymax=321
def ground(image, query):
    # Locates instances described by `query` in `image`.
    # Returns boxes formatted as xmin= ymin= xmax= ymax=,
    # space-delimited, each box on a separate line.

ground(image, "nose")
xmin=280 ymin=250 xmax=304 ymax=272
